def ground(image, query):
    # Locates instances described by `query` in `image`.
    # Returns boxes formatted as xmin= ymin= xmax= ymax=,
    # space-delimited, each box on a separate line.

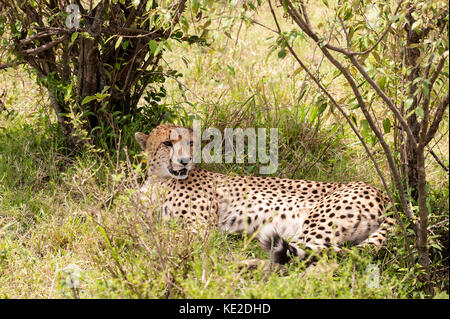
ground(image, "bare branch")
xmin=338 ymin=17 xmax=351 ymax=51
xmin=420 ymin=54 xmax=446 ymax=125
xmin=247 ymin=17 xmax=278 ymax=33
xmin=417 ymin=54 xmax=446 ymax=147
xmin=20 ymin=35 xmax=69 ymax=55
xmin=425 ymin=92 xmax=449 ymax=145
xmin=428 ymin=55 xmax=447 ymax=89
xmin=19 ymin=30 xmax=69 ymax=45
xmin=428 ymin=148 xmax=449 ymax=173
xmin=298 ymin=0 xmax=311 ymax=28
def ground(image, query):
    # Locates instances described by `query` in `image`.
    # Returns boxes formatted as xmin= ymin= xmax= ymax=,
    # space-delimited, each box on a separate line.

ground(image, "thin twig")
xmin=428 ymin=148 xmax=449 ymax=173
xmin=20 ymin=35 xmax=69 ymax=55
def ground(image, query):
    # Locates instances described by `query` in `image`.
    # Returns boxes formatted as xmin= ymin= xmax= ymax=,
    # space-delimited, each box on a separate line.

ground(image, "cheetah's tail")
xmin=258 ymin=226 xmax=305 ymax=265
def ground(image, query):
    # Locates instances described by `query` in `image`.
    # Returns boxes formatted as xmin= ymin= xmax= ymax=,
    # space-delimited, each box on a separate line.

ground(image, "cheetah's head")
xmin=135 ymin=124 xmax=194 ymax=180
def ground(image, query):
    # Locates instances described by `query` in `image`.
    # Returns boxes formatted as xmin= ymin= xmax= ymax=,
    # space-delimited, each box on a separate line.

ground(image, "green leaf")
xmin=322 ymin=0 xmax=329 ymax=7
xmin=193 ymin=0 xmax=200 ymax=14
xmin=405 ymin=97 xmax=414 ymax=109
xmin=154 ymin=43 xmax=162 ymax=56
xmin=292 ymin=66 xmax=304 ymax=77
xmin=97 ymin=225 xmax=111 ymax=248
xmin=377 ymin=75 xmax=387 ymax=90
xmin=115 ymin=36 xmax=123 ymax=50
xmin=278 ymin=49 xmax=287 ymax=59
xmin=430 ymin=243 xmax=442 ymax=251
xmin=343 ymin=8 xmax=353 ymax=21
xmin=227 ymin=65 xmax=235 ymax=77
xmin=80 ymin=32 xmax=93 ymax=39
xmin=64 ymin=84 xmax=73 ymax=102
xmin=181 ymin=16 xmax=189 ymax=31
xmin=69 ymin=32 xmax=78 ymax=47
xmin=146 ymin=0 xmax=152 ymax=11
xmin=81 ymin=95 xmax=98 ymax=105
xmin=415 ymin=107 xmax=424 ymax=119
xmin=360 ymin=119 xmax=370 ymax=137
xmin=383 ymin=118 xmax=391 ymax=134
xmin=360 ymin=119 xmax=369 ymax=130
xmin=411 ymin=19 xmax=422 ymax=32
xmin=148 ymin=40 xmax=158 ymax=54
xmin=104 ymin=35 xmax=115 ymax=44
xmin=144 ymin=51 xmax=150 ymax=62
xmin=422 ymin=80 xmax=430 ymax=99
xmin=122 ymin=40 xmax=130 ymax=50
xmin=318 ymin=102 xmax=327 ymax=114
xmin=350 ymin=102 xmax=360 ymax=109
xmin=405 ymin=109 xmax=415 ymax=119
xmin=163 ymin=40 xmax=172 ymax=52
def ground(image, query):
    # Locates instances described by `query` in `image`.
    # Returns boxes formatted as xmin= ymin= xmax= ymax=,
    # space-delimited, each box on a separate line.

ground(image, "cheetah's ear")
xmin=135 ymin=132 xmax=149 ymax=150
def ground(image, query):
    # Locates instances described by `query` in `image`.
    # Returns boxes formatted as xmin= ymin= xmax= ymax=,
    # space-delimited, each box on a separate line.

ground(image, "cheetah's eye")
xmin=163 ymin=141 xmax=173 ymax=147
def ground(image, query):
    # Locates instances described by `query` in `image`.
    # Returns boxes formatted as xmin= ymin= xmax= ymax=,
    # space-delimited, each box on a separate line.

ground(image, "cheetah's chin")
xmin=169 ymin=167 xmax=189 ymax=179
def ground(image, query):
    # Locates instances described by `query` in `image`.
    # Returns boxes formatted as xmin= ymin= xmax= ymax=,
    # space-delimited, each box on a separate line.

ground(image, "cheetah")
xmin=135 ymin=124 xmax=395 ymax=264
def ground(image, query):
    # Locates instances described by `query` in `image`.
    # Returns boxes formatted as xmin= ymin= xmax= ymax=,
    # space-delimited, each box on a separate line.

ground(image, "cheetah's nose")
xmin=179 ymin=157 xmax=191 ymax=166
